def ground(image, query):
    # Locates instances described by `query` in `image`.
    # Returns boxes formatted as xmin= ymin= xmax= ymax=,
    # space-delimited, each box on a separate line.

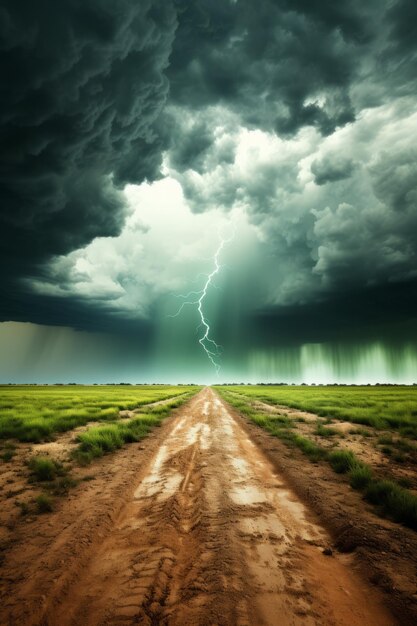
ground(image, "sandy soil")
xmin=0 ymin=388 xmax=404 ymax=625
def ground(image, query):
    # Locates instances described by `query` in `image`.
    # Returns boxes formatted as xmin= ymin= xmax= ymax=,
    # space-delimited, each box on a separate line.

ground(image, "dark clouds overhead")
xmin=0 ymin=0 xmax=176 ymax=287
xmin=0 ymin=0 xmax=416 ymax=348
xmin=166 ymin=0 xmax=416 ymax=143
xmin=249 ymin=278 xmax=417 ymax=347
xmin=168 ymin=0 xmax=362 ymax=136
xmin=311 ymin=155 xmax=357 ymax=185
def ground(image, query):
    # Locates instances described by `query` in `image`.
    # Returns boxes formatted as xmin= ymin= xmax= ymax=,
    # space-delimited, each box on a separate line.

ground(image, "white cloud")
xmin=29 ymin=177 xmax=258 ymax=318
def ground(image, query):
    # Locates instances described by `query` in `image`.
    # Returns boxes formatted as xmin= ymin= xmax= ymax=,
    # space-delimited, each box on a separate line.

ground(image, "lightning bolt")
xmin=169 ymin=231 xmax=234 ymax=375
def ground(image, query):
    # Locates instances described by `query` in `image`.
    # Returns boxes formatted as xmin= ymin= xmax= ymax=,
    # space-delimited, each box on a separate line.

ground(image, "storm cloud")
xmin=0 ymin=0 xmax=176 ymax=288
xmin=0 ymin=0 xmax=416 ymax=357
xmin=168 ymin=0 xmax=361 ymax=136
xmin=311 ymin=155 xmax=357 ymax=185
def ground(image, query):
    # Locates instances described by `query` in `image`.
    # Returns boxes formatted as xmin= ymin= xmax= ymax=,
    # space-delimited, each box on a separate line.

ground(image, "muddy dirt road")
xmin=27 ymin=387 xmax=392 ymax=626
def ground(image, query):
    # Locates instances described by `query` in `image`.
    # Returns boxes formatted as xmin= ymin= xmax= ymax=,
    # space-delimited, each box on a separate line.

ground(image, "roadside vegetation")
xmin=74 ymin=392 xmax=196 ymax=463
xmin=218 ymin=387 xmax=417 ymax=530
xmin=220 ymin=384 xmax=417 ymax=436
xmin=0 ymin=385 xmax=198 ymax=442
xmin=75 ymin=416 xmax=160 ymax=463
xmin=28 ymin=456 xmax=66 ymax=481
xmin=35 ymin=493 xmax=54 ymax=513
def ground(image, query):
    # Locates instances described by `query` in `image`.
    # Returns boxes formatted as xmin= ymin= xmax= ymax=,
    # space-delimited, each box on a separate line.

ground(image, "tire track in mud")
xmin=45 ymin=388 xmax=395 ymax=626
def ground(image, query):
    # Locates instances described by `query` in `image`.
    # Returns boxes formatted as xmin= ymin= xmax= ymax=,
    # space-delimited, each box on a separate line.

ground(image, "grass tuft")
xmin=364 ymin=480 xmax=417 ymax=528
xmin=74 ymin=415 xmax=161 ymax=463
xmin=316 ymin=423 xmax=338 ymax=438
xmin=349 ymin=464 xmax=373 ymax=490
xmin=15 ymin=501 xmax=30 ymax=516
xmin=1 ymin=449 xmax=15 ymax=462
xmin=292 ymin=435 xmax=326 ymax=461
xmin=36 ymin=493 xmax=54 ymax=513
xmin=28 ymin=456 xmax=64 ymax=481
xmin=328 ymin=450 xmax=358 ymax=474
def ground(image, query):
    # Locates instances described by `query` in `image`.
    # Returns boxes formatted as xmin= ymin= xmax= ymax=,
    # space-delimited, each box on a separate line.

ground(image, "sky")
xmin=0 ymin=0 xmax=417 ymax=384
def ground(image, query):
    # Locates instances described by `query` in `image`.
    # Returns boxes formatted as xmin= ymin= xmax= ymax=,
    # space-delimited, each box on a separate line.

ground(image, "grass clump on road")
xmin=1 ymin=448 xmax=15 ymax=462
xmin=349 ymin=465 xmax=373 ymax=490
xmin=29 ymin=456 xmax=65 ymax=481
xmin=316 ymin=423 xmax=338 ymax=438
xmin=35 ymin=493 xmax=54 ymax=513
xmin=328 ymin=450 xmax=358 ymax=473
xmin=292 ymin=435 xmax=326 ymax=461
xmin=328 ymin=450 xmax=373 ymax=490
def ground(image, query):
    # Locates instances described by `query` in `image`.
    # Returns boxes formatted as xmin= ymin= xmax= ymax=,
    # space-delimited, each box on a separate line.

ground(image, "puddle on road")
xmin=133 ymin=420 xmax=189 ymax=501
xmin=200 ymin=423 xmax=211 ymax=451
xmin=134 ymin=444 xmax=168 ymax=498
xmin=239 ymin=515 xmax=288 ymax=548
xmin=186 ymin=423 xmax=202 ymax=445
xmin=274 ymin=489 xmax=319 ymax=542
xmin=162 ymin=473 xmax=183 ymax=497
xmin=229 ymin=456 xmax=250 ymax=478
xmin=231 ymin=485 xmax=267 ymax=506
xmin=134 ymin=398 xmax=212 ymax=504
xmin=170 ymin=417 xmax=186 ymax=436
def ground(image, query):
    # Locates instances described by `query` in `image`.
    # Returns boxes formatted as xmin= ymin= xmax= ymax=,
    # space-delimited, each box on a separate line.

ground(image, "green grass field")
xmin=0 ymin=385 xmax=198 ymax=442
xmin=219 ymin=385 xmax=417 ymax=436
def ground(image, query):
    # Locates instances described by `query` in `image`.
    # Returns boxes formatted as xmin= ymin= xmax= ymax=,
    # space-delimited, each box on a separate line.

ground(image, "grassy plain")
xmin=221 ymin=384 xmax=417 ymax=436
xmin=0 ymin=385 xmax=196 ymax=442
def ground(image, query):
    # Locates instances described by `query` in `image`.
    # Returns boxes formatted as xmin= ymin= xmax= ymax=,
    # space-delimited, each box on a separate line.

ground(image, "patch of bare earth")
xmin=0 ymin=388 xmax=404 ymax=625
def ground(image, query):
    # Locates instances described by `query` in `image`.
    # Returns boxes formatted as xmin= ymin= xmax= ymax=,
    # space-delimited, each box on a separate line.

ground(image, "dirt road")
xmin=30 ymin=387 xmax=392 ymax=626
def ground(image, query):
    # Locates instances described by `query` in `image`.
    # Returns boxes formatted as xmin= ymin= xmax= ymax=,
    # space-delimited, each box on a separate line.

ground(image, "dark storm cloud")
xmin=168 ymin=0 xmax=378 ymax=137
xmin=311 ymin=155 xmax=356 ymax=185
xmin=387 ymin=0 xmax=417 ymax=55
xmin=0 ymin=0 xmax=176 ymax=292
xmin=162 ymin=112 xmax=214 ymax=174
xmin=312 ymin=144 xmax=417 ymax=290
xmin=249 ymin=279 xmax=417 ymax=347
xmin=165 ymin=0 xmax=417 ymax=155
xmin=1 ymin=0 xmax=417 ymax=341
xmin=277 ymin=0 xmax=374 ymax=43
xmin=3 ymin=278 xmax=155 ymax=340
